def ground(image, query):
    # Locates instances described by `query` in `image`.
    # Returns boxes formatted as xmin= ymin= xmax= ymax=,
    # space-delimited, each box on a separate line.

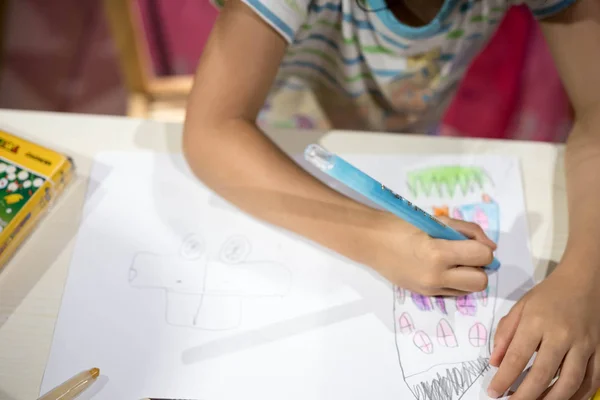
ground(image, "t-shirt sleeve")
xmin=210 ymin=0 xmax=311 ymax=43
xmin=512 ymin=0 xmax=579 ymax=19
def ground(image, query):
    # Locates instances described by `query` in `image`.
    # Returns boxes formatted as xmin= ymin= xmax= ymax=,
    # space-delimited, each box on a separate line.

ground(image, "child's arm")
xmin=183 ymin=0 xmax=494 ymax=296
xmin=489 ymin=1 xmax=600 ymax=399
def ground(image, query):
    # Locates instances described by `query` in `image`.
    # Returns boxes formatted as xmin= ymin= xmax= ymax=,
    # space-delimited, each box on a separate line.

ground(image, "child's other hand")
xmin=488 ymin=266 xmax=600 ymax=400
xmin=365 ymin=214 xmax=496 ymax=296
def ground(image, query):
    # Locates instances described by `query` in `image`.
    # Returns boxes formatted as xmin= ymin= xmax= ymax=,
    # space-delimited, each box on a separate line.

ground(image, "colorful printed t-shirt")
xmin=212 ymin=0 xmax=577 ymax=132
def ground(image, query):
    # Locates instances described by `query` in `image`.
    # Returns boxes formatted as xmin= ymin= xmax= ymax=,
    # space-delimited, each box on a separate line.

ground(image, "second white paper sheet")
xmin=41 ymin=151 xmax=534 ymax=400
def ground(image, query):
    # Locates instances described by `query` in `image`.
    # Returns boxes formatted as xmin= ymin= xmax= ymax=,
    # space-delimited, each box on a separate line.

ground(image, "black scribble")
xmin=410 ymin=358 xmax=490 ymax=400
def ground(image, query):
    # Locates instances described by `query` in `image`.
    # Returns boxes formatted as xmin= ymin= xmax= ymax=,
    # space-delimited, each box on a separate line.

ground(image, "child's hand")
xmin=365 ymin=215 xmax=496 ymax=296
xmin=488 ymin=266 xmax=600 ymax=400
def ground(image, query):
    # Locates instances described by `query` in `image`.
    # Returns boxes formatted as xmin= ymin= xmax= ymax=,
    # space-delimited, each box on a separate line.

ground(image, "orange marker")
xmin=38 ymin=368 xmax=100 ymax=400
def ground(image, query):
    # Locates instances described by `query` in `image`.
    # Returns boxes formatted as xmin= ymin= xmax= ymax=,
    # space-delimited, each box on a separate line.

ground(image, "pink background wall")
xmin=0 ymin=0 xmax=219 ymax=116
xmin=0 ymin=0 xmax=127 ymax=115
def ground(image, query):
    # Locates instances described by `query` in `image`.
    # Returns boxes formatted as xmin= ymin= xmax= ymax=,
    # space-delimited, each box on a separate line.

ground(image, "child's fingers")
xmin=435 ymin=289 xmax=472 ymax=297
xmin=436 ymin=238 xmax=494 ymax=267
xmin=567 ymin=352 xmax=600 ymax=400
xmin=488 ymin=327 xmax=542 ymax=398
xmin=439 ymin=217 xmax=497 ymax=250
xmin=442 ymin=266 xmax=488 ymax=293
xmin=540 ymin=346 xmax=589 ymax=400
xmin=490 ymin=301 xmax=526 ymax=367
xmin=503 ymin=338 xmax=568 ymax=400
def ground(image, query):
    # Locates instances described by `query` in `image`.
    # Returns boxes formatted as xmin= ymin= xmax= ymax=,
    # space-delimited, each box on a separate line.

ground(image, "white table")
xmin=0 ymin=109 xmax=566 ymax=400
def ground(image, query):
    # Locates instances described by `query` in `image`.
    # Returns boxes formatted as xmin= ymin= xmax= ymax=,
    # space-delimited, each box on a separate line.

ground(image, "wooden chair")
xmin=103 ymin=0 xmax=195 ymax=121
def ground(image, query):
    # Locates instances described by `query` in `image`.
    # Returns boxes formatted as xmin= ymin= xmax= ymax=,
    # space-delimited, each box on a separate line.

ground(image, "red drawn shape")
xmin=456 ymin=294 xmax=477 ymax=316
xmin=468 ymin=322 xmax=488 ymax=347
xmin=398 ymin=312 xmax=415 ymax=335
xmin=436 ymin=319 xmax=458 ymax=347
xmin=413 ymin=330 xmax=434 ymax=354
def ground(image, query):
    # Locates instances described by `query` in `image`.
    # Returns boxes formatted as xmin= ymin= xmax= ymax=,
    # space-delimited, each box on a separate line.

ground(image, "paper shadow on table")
xmin=0 ymin=160 xmax=111 ymax=331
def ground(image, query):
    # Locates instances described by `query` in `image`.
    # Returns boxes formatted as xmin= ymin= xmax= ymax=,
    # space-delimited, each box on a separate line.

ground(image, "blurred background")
xmin=0 ymin=0 xmax=573 ymax=141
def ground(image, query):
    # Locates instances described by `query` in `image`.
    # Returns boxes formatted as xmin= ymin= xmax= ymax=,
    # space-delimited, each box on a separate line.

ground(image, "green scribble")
xmin=407 ymin=166 xmax=491 ymax=198
xmin=470 ymin=15 xmax=487 ymax=22
xmin=285 ymin=0 xmax=304 ymax=15
xmin=447 ymin=29 xmax=465 ymax=39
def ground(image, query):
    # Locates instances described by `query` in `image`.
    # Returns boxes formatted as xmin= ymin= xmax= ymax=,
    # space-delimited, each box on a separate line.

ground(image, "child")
xmin=183 ymin=1 xmax=600 ymax=399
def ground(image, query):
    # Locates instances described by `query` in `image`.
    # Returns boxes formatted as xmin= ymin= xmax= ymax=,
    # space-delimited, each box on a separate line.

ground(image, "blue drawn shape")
xmin=452 ymin=195 xmax=499 ymax=243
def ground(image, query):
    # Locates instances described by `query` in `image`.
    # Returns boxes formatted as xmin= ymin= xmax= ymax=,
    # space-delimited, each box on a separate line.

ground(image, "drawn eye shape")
xmin=180 ymin=234 xmax=205 ymax=260
xmin=219 ymin=235 xmax=251 ymax=264
xmin=413 ymin=330 xmax=434 ymax=354
xmin=468 ymin=322 xmax=488 ymax=347
xmin=436 ymin=319 xmax=458 ymax=347
xmin=398 ymin=312 xmax=415 ymax=335
xmin=456 ymin=294 xmax=477 ymax=316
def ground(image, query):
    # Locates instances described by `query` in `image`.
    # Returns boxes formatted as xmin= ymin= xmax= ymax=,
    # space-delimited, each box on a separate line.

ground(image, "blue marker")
xmin=304 ymin=144 xmax=500 ymax=271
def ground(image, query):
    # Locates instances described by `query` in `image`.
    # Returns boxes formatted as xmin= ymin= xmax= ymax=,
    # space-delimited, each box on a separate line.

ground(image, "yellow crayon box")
xmin=0 ymin=129 xmax=74 ymax=270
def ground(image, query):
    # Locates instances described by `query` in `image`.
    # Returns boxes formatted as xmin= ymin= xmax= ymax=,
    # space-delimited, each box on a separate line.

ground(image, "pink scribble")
xmin=456 ymin=294 xmax=477 ymax=316
xmin=474 ymin=207 xmax=489 ymax=230
xmin=413 ymin=330 xmax=434 ymax=354
xmin=436 ymin=319 xmax=458 ymax=347
xmin=476 ymin=287 xmax=489 ymax=306
xmin=411 ymin=293 xmax=433 ymax=311
xmin=468 ymin=322 xmax=488 ymax=347
xmin=453 ymin=208 xmax=464 ymax=220
xmin=435 ymin=297 xmax=447 ymax=314
xmin=398 ymin=312 xmax=415 ymax=335
xmin=395 ymin=286 xmax=406 ymax=304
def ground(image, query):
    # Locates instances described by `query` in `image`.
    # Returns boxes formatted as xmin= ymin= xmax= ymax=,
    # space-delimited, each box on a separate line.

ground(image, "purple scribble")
xmin=435 ymin=297 xmax=447 ymax=314
xmin=411 ymin=292 xmax=433 ymax=311
xmin=456 ymin=294 xmax=477 ymax=316
xmin=294 ymin=115 xmax=316 ymax=129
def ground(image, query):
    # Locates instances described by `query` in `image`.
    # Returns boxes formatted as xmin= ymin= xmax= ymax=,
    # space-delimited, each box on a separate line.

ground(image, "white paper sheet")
xmin=41 ymin=151 xmax=534 ymax=400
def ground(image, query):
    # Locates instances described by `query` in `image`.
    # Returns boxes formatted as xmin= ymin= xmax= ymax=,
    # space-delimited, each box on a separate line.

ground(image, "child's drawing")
xmin=407 ymin=166 xmax=492 ymax=198
xmin=128 ymin=234 xmax=292 ymax=330
xmin=394 ymin=165 xmax=499 ymax=400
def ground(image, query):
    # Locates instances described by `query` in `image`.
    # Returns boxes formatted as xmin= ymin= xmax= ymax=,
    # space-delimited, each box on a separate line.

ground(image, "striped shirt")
xmin=211 ymin=0 xmax=577 ymax=133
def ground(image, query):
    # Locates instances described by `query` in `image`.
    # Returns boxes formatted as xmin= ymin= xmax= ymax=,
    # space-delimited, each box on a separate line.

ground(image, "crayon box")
xmin=0 ymin=129 xmax=74 ymax=270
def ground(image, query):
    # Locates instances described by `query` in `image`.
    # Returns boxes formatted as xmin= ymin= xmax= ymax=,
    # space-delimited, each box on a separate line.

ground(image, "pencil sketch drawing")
xmin=394 ymin=165 xmax=500 ymax=400
xmin=128 ymin=234 xmax=292 ymax=330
